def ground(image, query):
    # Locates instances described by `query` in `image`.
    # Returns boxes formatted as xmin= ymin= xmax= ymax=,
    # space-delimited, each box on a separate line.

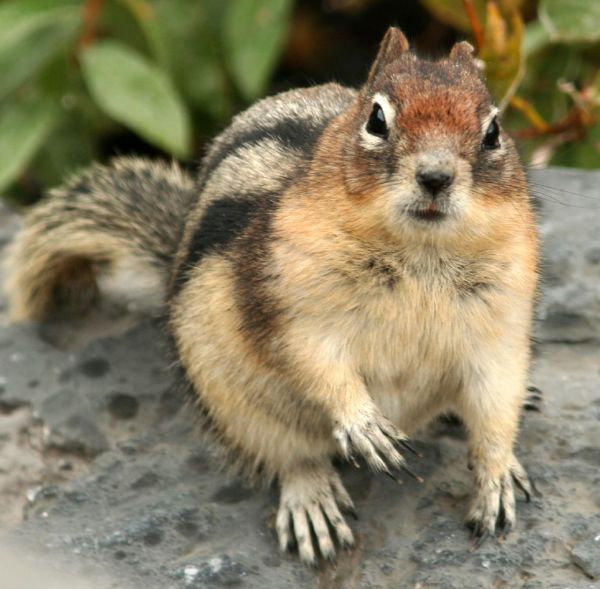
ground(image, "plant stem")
xmin=463 ymin=0 xmax=485 ymax=49
xmin=79 ymin=0 xmax=106 ymax=50
xmin=510 ymin=96 xmax=550 ymax=134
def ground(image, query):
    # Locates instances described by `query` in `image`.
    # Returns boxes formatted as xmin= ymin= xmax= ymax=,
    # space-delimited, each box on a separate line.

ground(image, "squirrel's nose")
xmin=416 ymin=169 xmax=454 ymax=197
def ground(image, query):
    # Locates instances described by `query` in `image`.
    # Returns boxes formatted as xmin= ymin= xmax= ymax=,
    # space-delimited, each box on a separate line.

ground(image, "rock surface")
xmin=532 ymin=168 xmax=600 ymax=344
xmin=571 ymin=533 xmax=600 ymax=580
xmin=0 ymin=167 xmax=599 ymax=589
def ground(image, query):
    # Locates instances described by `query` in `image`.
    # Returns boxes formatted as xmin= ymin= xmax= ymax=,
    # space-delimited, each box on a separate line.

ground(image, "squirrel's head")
xmin=336 ymin=27 xmax=525 ymax=242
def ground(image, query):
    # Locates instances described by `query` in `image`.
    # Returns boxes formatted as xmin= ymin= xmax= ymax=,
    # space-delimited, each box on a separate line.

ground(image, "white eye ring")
xmin=481 ymin=107 xmax=499 ymax=136
xmin=366 ymin=103 xmax=388 ymax=138
xmin=481 ymin=107 xmax=502 ymax=152
xmin=360 ymin=92 xmax=396 ymax=150
xmin=372 ymin=93 xmax=396 ymax=128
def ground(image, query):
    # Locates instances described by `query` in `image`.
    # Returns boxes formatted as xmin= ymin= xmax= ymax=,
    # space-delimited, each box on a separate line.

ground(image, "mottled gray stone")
xmin=531 ymin=168 xmax=600 ymax=343
xmin=571 ymin=533 xmax=600 ymax=579
xmin=0 ymin=168 xmax=599 ymax=589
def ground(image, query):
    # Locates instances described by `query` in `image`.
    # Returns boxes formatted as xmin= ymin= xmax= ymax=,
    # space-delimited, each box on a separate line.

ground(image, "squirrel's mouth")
xmin=408 ymin=203 xmax=447 ymax=222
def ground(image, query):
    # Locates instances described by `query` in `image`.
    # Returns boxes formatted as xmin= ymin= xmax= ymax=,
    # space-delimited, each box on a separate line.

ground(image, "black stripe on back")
xmin=201 ymin=117 xmax=328 ymax=182
xmin=170 ymin=192 xmax=279 ymax=296
xmin=171 ymin=113 xmax=332 ymax=297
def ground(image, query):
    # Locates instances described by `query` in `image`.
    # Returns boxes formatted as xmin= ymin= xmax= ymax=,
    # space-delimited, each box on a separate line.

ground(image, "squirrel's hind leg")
xmin=276 ymin=461 xmax=355 ymax=565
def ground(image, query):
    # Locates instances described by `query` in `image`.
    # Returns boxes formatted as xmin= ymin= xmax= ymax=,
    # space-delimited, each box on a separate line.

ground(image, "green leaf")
xmin=80 ymin=41 xmax=191 ymax=157
xmin=0 ymin=96 xmax=59 ymax=193
xmin=101 ymin=0 xmax=151 ymax=60
xmin=118 ymin=0 xmax=170 ymax=68
xmin=539 ymin=0 xmax=600 ymax=43
xmin=33 ymin=111 xmax=96 ymax=190
xmin=0 ymin=0 xmax=79 ymax=47
xmin=550 ymin=123 xmax=600 ymax=169
xmin=150 ymin=0 xmax=232 ymax=122
xmin=223 ymin=0 xmax=293 ymax=100
xmin=0 ymin=0 xmax=80 ymax=99
xmin=420 ymin=0 xmax=485 ymax=33
xmin=0 ymin=21 xmax=79 ymax=100
xmin=523 ymin=21 xmax=552 ymax=57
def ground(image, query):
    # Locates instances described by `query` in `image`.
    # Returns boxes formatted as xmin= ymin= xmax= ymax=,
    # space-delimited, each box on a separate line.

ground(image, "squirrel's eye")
xmin=366 ymin=103 xmax=388 ymax=138
xmin=483 ymin=117 xmax=500 ymax=150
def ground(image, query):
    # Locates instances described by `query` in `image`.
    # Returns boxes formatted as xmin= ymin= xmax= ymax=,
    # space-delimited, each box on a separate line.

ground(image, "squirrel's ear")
xmin=367 ymin=27 xmax=409 ymax=85
xmin=450 ymin=41 xmax=484 ymax=75
xmin=450 ymin=41 xmax=476 ymax=65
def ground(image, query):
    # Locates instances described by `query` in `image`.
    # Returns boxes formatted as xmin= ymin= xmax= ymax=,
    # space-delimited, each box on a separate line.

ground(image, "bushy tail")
xmin=4 ymin=157 xmax=196 ymax=321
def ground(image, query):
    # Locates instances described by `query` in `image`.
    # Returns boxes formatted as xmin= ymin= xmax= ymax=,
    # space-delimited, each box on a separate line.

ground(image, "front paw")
xmin=467 ymin=457 xmax=534 ymax=548
xmin=333 ymin=406 xmax=423 ymax=483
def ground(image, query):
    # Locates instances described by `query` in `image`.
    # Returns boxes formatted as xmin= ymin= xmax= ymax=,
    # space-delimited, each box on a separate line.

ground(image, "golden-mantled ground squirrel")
xmin=5 ymin=28 xmax=538 ymax=564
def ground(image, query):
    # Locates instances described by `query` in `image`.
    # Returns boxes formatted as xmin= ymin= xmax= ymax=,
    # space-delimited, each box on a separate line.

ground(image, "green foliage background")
xmin=0 ymin=0 xmax=598 ymax=205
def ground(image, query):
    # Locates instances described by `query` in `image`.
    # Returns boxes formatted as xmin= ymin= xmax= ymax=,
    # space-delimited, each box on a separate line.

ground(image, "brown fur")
xmin=5 ymin=28 xmax=538 ymax=564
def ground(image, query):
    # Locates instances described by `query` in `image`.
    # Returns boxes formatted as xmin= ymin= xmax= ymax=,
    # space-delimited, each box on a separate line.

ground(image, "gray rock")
xmin=571 ymin=533 xmax=600 ymax=579
xmin=45 ymin=412 xmax=109 ymax=456
xmin=531 ymin=167 xmax=600 ymax=343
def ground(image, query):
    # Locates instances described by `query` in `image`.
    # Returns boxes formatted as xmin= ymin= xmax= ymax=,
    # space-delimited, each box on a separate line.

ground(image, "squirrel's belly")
xmin=351 ymin=290 xmax=490 ymax=430
xmin=368 ymin=365 xmax=460 ymax=434
xmin=361 ymin=338 xmax=463 ymax=433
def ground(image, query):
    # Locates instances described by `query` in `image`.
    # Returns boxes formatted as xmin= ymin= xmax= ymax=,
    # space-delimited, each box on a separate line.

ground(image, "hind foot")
xmin=276 ymin=462 xmax=355 ymax=565
xmin=467 ymin=456 xmax=534 ymax=549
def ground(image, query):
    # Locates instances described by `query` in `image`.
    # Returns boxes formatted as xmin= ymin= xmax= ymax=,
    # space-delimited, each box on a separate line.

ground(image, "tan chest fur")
xmin=271 ymin=193 xmax=535 ymax=434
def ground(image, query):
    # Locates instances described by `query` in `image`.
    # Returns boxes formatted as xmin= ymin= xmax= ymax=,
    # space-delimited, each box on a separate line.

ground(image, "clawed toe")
xmin=523 ymin=386 xmax=544 ymax=412
xmin=467 ymin=458 xmax=535 ymax=549
xmin=334 ymin=412 xmax=424 ymax=484
xmin=469 ymin=527 xmax=491 ymax=551
xmin=509 ymin=457 xmax=540 ymax=502
xmin=277 ymin=466 xmax=356 ymax=565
